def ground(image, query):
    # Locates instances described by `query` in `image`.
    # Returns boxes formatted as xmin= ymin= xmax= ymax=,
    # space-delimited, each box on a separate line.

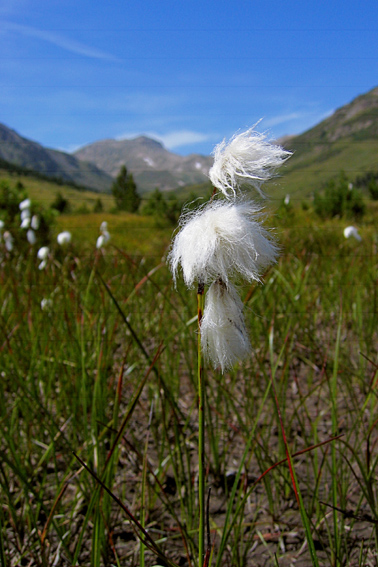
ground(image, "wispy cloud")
xmin=263 ymin=109 xmax=335 ymax=136
xmin=263 ymin=112 xmax=305 ymax=128
xmin=117 ymin=130 xmax=214 ymax=149
xmin=3 ymin=21 xmax=119 ymax=61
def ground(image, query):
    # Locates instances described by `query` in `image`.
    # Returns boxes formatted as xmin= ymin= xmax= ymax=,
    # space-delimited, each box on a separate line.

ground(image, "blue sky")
xmin=1 ymin=0 xmax=378 ymax=156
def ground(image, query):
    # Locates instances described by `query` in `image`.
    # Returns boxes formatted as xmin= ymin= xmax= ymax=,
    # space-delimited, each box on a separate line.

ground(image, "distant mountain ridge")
xmin=0 ymin=123 xmax=113 ymax=193
xmin=276 ymin=86 xmax=378 ymax=197
xmin=2 ymin=85 xmax=378 ymax=199
xmin=73 ymin=136 xmax=213 ymax=194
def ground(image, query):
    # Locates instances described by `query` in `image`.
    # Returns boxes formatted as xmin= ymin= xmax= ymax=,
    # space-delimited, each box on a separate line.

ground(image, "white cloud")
xmin=265 ymin=109 xmax=335 ymax=129
xmin=264 ymin=112 xmax=306 ymax=128
xmin=117 ymin=130 xmax=213 ymax=149
xmin=262 ymin=109 xmax=335 ymax=138
xmin=3 ymin=21 xmax=119 ymax=61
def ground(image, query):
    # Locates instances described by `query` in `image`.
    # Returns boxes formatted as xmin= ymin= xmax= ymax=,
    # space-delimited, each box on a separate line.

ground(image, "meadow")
xmin=0 ymin=184 xmax=377 ymax=567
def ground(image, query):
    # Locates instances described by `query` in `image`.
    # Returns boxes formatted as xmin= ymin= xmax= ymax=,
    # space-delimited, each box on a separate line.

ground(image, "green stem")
xmin=197 ymin=283 xmax=205 ymax=567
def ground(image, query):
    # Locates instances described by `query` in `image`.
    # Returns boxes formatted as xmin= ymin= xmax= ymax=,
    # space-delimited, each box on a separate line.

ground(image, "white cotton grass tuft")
xmin=3 ymin=231 xmax=13 ymax=252
xmin=27 ymin=229 xmax=36 ymax=245
xmin=57 ymin=231 xmax=72 ymax=245
xmin=201 ymin=280 xmax=251 ymax=372
xmin=37 ymin=246 xmax=49 ymax=270
xmin=41 ymin=298 xmax=53 ymax=311
xmin=96 ymin=222 xmax=111 ymax=249
xmin=20 ymin=217 xmax=31 ymax=229
xmin=31 ymin=215 xmax=40 ymax=230
xmin=21 ymin=209 xmax=31 ymax=221
xmin=96 ymin=232 xmax=111 ymax=249
xmin=19 ymin=198 xmax=31 ymax=211
xmin=344 ymin=226 xmax=362 ymax=242
xmin=37 ymin=246 xmax=49 ymax=260
xmin=209 ymin=127 xmax=292 ymax=199
xmin=169 ymin=198 xmax=278 ymax=288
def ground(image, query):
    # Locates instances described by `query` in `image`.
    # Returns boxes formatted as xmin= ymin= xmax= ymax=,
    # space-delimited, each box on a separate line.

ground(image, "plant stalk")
xmin=197 ymin=281 xmax=205 ymax=567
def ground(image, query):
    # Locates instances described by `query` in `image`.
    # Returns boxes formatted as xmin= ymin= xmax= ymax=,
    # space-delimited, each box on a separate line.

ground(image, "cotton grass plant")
xmin=169 ymin=126 xmax=292 ymax=565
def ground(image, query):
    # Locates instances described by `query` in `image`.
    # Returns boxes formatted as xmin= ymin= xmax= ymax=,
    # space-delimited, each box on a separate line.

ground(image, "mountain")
xmin=73 ymin=136 xmax=213 ymax=194
xmin=275 ymin=86 xmax=378 ymax=198
xmin=74 ymin=86 xmax=378 ymax=199
xmin=0 ymin=123 xmax=113 ymax=193
xmin=2 ymin=84 xmax=378 ymax=200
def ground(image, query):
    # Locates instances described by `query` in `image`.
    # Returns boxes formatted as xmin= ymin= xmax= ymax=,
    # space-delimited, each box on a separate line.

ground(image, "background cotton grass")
xmin=26 ymin=229 xmax=36 ymax=245
xmin=57 ymin=231 xmax=72 ymax=246
xmin=20 ymin=217 xmax=30 ymax=229
xmin=3 ymin=231 xmax=13 ymax=252
xmin=344 ymin=225 xmax=362 ymax=241
xmin=96 ymin=221 xmax=111 ymax=249
xmin=19 ymin=198 xmax=31 ymax=211
xmin=37 ymin=246 xmax=49 ymax=270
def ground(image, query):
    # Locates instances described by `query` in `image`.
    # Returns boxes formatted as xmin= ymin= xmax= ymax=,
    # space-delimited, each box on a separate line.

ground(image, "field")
xmin=0 ymin=181 xmax=377 ymax=566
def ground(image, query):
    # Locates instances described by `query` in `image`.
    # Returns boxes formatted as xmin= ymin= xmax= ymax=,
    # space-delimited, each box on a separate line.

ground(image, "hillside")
xmin=2 ymin=85 xmax=378 ymax=201
xmin=0 ymin=123 xmax=113 ymax=193
xmin=274 ymin=86 xmax=378 ymax=199
xmin=74 ymin=136 xmax=213 ymax=194
xmin=0 ymin=165 xmax=115 ymax=212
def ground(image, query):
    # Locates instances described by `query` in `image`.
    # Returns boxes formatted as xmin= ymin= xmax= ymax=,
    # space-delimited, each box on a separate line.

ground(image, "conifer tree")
xmin=111 ymin=165 xmax=141 ymax=212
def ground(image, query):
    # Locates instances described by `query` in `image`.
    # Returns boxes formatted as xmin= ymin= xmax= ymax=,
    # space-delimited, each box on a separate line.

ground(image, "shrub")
xmin=93 ymin=197 xmax=104 ymax=212
xmin=141 ymin=188 xmax=181 ymax=226
xmin=313 ymin=171 xmax=365 ymax=219
xmin=51 ymin=191 xmax=71 ymax=214
xmin=368 ymin=178 xmax=378 ymax=200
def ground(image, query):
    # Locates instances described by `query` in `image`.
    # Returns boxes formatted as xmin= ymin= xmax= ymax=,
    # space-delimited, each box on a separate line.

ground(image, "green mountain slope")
xmin=274 ymin=86 xmax=378 ymax=199
xmin=0 ymin=123 xmax=113 ymax=193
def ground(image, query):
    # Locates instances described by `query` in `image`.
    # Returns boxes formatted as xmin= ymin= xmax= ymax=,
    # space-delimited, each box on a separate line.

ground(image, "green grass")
xmin=55 ymin=212 xmax=173 ymax=256
xmin=0 ymin=168 xmax=114 ymax=212
xmin=0 ymin=184 xmax=377 ymax=566
xmin=274 ymin=139 xmax=378 ymax=200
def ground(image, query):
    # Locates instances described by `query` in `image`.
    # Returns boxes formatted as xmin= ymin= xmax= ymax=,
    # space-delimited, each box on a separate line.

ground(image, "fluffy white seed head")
xmin=20 ymin=217 xmax=30 ymax=229
xmin=19 ymin=198 xmax=31 ymax=211
xmin=21 ymin=209 xmax=31 ymax=221
xmin=27 ymin=229 xmax=36 ymax=245
xmin=31 ymin=215 xmax=40 ymax=230
xmin=344 ymin=226 xmax=362 ymax=241
xmin=57 ymin=231 xmax=72 ymax=245
xmin=3 ymin=231 xmax=13 ymax=252
xmin=41 ymin=298 xmax=53 ymax=311
xmin=96 ymin=230 xmax=111 ymax=249
xmin=100 ymin=221 xmax=108 ymax=233
xmin=201 ymin=280 xmax=251 ymax=372
xmin=169 ymin=199 xmax=278 ymax=288
xmin=96 ymin=235 xmax=105 ymax=249
xmin=37 ymin=246 xmax=49 ymax=260
xmin=209 ymin=127 xmax=292 ymax=198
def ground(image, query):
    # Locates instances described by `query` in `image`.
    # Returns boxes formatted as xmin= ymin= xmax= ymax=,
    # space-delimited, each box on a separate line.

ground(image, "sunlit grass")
xmin=0 ymin=195 xmax=377 ymax=566
xmin=55 ymin=212 xmax=173 ymax=256
xmin=0 ymin=169 xmax=115 ymax=211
